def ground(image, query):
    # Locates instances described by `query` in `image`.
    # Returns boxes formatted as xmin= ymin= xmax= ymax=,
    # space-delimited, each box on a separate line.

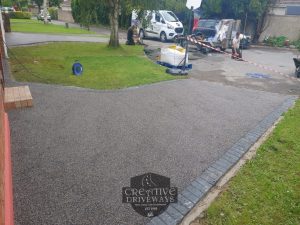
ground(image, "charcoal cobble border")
xmin=148 ymin=96 xmax=297 ymax=225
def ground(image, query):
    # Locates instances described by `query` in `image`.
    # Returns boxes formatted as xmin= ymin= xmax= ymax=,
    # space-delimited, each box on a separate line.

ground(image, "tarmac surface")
xmin=6 ymin=27 xmax=299 ymax=225
xmin=10 ymin=80 xmax=290 ymax=225
xmin=5 ymin=32 xmax=113 ymax=46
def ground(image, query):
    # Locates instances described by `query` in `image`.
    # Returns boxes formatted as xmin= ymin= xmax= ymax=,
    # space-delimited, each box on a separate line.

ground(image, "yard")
xmin=9 ymin=42 xmax=177 ymax=89
xmin=193 ymin=100 xmax=300 ymax=225
xmin=10 ymin=19 xmax=97 ymax=35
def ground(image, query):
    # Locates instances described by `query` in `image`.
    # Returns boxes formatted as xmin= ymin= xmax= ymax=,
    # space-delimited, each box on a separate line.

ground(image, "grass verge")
xmin=9 ymin=42 xmax=178 ymax=90
xmin=11 ymin=19 xmax=97 ymax=35
xmin=194 ymin=100 xmax=300 ymax=225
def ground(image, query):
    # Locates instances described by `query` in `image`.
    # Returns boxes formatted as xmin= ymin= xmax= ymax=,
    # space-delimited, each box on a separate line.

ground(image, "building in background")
xmin=58 ymin=0 xmax=74 ymax=23
xmin=259 ymin=0 xmax=300 ymax=41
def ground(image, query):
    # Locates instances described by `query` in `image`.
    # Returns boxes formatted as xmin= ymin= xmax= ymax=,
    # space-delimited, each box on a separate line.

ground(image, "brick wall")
xmin=0 ymin=19 xmax=6 ymax=225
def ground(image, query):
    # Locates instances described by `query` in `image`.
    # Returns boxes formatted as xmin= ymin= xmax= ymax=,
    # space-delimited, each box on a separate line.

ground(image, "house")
xmin=58 ymin=0 xmax=74 ymax=23
xmin=259 ymin=0 xmax=300 ymax=41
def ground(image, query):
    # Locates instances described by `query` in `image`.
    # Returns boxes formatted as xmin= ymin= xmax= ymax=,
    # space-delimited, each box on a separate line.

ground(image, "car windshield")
xmin=161 ymin=11 xmax=178 ymax=22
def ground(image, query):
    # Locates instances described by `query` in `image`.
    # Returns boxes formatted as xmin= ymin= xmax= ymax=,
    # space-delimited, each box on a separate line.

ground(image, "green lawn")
xmin=194 ymin=100 xmax=300 ymax=225
xmin=11 ymin=19 xmax=97 ymax=35
xmin=9 ymin=42 xmax=178 ymax=89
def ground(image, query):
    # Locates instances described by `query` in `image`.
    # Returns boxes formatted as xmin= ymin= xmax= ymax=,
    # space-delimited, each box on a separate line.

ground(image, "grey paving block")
xmin=190 ymin=180 xmax=208 ymax=194
xmin=194 ymin=178 xmax=212 ymax=191
xmin=244 ymin=132 xmax=259 ymax=143
xmin=202 ymin=169 xmax=220 ymax=181
xmin=158 ymin=212 xmax=177 ymax=225
xmin=178 ymin=194 xmax=194 ymax=209
xmin=199 ymin=173 xmax=218 ymax=185
xmin=252 ymin=125 xmax=267 ymax=136
xmin=149 ymin=216 xmax=167 ymax=225
xmin=209 ymin=162 xmax=227 ymax=174
xmin=226 ymin=148 xmax=244 ymax=158
xmin=222 ymin=154 xmax=239 ymax=164
xmin=164 ymin=205 xmax=183 ymax=223
xmin=236 ymin=138 xmax=252 ymax=150
xmin=224 ymin=151 xmax=240 ymax=161
xmin=207 ymin=166 xmax=223 ymax=177
xmin=215 ymin=159 xmax=231 ymax=170
xmin=186 ymin=185 xmax=204 ymax=198
xmin=181 ymin=190 xmax=199 ymax=204
xmin=171 ymin=202 xmax=189 ymax=215
xmin=231 ymin=145 xmax=247 ymax=155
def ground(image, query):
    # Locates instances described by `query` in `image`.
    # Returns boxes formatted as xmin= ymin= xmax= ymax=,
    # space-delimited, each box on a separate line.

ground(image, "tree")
xmin=49 ymin=0 xmax=62 ymax=7
xmin=72 ymin=0 xmax=165 ymax=47
xmin=201 ymin=0 xmax=277 ymax=41
xmin=33 ymin=0 xmax=43 ymax=12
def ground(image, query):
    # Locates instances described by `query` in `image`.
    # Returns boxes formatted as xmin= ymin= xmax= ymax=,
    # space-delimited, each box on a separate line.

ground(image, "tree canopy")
xmin=71 ymin=0 xmax=276 ymax=46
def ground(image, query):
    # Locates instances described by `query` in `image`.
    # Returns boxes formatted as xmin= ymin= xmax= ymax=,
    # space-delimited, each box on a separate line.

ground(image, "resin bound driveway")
xmin=9 ymin=79 xmax=293 ymax=225
xmin=7 ymin=33 xmax=297 ymax=225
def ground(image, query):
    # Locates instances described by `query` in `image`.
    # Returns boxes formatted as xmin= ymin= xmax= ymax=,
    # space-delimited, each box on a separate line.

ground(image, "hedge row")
xmin=48 ymin=7 xmax=58 ymax=20
xmin=9 ymin=11 xmax=32 ymax=19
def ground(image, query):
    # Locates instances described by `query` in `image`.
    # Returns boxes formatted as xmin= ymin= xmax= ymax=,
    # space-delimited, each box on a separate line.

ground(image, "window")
xmin=155 ymin=13 xmax=161 ymax=22
xmin=160 ymin=11 xmax=179 ymax=22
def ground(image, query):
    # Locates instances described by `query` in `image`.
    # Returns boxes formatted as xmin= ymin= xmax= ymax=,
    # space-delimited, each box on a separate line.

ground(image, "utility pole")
xmin=43 ymin=0 xmax=48 ymax=24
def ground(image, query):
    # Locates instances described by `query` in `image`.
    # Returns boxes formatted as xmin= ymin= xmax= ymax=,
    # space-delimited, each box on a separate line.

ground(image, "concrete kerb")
xmin=147 ymin=96 xmax=297 ymax=225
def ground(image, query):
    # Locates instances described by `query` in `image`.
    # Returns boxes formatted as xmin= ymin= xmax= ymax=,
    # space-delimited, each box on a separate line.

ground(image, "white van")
xmin=132 ymin=10 xmax=184 ymax=42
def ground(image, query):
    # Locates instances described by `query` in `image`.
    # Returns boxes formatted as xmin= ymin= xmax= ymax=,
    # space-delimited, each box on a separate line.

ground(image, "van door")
xmin=152 ymin=12 xmax=162 ymax=38
xmin=143 ymin=11 xmax=155 ymax=37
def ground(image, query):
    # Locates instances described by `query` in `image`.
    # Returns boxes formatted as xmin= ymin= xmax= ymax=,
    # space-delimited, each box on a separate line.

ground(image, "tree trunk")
xmin=108 ymin=0 xmax=120 ymax=47
xmin=254 ymin=10 xmax=267 ymax=43
xmin=43 ymin=0 xmax=48 ymax=24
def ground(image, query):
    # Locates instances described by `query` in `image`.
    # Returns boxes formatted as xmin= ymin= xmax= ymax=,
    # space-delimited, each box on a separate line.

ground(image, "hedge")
xmin=48 ymin=7 xmax=58 ymax=20
xmin=9 ymin=11 xmax=32 ymax=19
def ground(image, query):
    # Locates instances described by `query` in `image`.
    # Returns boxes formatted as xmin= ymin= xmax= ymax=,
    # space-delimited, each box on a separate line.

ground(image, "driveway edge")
xmin=147 ymin=96 xmax=298 ymax=225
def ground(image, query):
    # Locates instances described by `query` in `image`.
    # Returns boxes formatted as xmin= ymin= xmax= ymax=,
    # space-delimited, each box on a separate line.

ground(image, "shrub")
xmin=292 ymin=40 xmax=300 ymax=51
xmin=48 ymin=7 xmax=58 ymax=20
xmin=21 ymin=7 xmax=28 ymax=12
xmin=264 ymin=36 xmax=287 ymax=47
xmin=9 ymin=11 xmax=31 ymax=19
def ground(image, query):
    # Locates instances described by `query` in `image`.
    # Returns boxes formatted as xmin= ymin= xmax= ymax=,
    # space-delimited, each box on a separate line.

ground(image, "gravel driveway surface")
xmin=9 ymin=79 xmax=291 ymax=225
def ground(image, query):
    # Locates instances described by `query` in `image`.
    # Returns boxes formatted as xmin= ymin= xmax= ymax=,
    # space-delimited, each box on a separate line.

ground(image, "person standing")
xmin=232 ymin=32 xmax=242 ymax=59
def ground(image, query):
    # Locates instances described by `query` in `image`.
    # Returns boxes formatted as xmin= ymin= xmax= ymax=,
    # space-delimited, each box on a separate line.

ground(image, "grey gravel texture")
xmin=9 ymin=78 xmax=292 ymax=225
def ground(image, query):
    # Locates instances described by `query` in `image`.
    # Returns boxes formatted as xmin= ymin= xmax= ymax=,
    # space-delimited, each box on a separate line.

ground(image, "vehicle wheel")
xmin=139 ymin=29 xmax=145 ymax=39
xmin=296 ymin=68 xmax=300 ymax=78
xmin=160 ymin=32 xmax=167 ymax=42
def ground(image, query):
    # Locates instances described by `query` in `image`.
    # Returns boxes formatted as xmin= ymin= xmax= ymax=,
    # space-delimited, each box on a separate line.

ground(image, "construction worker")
xmin=232 ymin=32 xmax=242 ymax=60
xmin=126 ymin=25 xmax=137 ymax=45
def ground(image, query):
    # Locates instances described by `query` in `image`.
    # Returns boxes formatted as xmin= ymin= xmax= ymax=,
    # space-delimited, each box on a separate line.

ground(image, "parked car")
xmin=192 ymin=19 xmax=251 ymax=51
xmin=132 ymin=10 xmax=184 ymax=42
xmin=37 ymin=10 xmax=51 ymax=22
xmin=1 ymin=7 xmax=15 ymax=13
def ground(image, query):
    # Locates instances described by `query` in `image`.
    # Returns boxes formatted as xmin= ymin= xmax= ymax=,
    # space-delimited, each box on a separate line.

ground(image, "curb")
xmin=147 ymin=96 xmax=297 ymax=225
